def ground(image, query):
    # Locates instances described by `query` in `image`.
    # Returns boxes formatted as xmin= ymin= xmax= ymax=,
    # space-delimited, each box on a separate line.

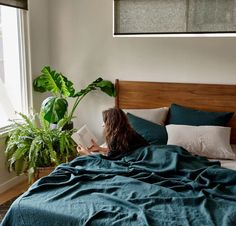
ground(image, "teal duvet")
xmin=1 ymin=145 xmax=236 ymax=226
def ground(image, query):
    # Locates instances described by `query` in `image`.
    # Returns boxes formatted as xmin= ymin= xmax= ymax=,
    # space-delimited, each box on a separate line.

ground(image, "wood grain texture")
xmin=0 ymin=180 xmax=28 ymax=205
xmin=115 ymin=80 xmax=236 ymax=144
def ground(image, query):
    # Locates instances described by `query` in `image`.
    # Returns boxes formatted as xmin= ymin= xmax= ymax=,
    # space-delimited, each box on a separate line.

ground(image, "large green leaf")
xmin=73 ymin=78 xmax=116 ymax=97
xmin=95 ymin=79 xmax=116 ymax=97
xmin=33 ymin=66 xmax=75 ymax=97
xmin=41 ymin=96 xmax=68 ymax=123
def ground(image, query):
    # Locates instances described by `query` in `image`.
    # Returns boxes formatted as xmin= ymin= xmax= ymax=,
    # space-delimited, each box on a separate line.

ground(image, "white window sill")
xmin=0 ymin=125 xmax=13 ymax=138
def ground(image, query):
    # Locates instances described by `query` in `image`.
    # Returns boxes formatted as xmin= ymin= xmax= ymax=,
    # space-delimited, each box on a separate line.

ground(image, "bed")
xmin=1 ymin=80 xmax=236 ymax=226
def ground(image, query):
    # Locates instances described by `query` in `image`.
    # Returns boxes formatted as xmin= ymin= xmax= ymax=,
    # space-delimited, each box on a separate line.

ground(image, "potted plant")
xmin=33 ymin=66 xmax=116 ymax=126
xmin=5 ymin=111 xmax=77 ymax=184
xmin=5 ymin=66 xmax=116 ymax=184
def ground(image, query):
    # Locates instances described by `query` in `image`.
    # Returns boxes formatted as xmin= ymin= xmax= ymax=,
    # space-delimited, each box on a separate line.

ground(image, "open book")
xmin=72 ymin=124 xmax=98 ymax=149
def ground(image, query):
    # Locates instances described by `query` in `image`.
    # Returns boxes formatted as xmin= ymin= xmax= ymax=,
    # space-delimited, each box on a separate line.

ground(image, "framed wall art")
xmin=113 ymin=0 xmax=236 ymax=35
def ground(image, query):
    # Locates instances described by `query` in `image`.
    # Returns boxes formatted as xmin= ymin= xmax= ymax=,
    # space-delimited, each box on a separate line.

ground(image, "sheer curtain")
xmin=0 ymin=2 xmax=28 ymax=128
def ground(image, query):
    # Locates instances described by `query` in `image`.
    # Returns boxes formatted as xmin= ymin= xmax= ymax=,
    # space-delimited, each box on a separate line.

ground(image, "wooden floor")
xmin=0 ymin=180 xmax=28 ymax=205
xmin=0 ymin=168 xmax=53 ymax=205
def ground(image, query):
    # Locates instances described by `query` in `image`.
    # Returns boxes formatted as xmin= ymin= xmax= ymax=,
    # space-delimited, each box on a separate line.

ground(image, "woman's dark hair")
xmin=102 ymin=107 xmax=135 ymax=153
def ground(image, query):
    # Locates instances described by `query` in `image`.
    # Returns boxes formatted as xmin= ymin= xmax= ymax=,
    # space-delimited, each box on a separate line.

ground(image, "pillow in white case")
xmin=231 ymin=144 xmax=236 ymax=154
xmin=166 ymin=124 xmax=236 ymax=160
xmin=124 ymin=107 xmax=169 ymax=125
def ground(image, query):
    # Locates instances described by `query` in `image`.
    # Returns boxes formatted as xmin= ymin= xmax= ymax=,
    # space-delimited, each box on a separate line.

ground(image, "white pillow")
xmin=124 ymin=107 xmax=169 ymax=125
xmin=166 ymin=124 xmax=236 ymax=160
xmin=231 ymin=144 xmax=236 ymax=154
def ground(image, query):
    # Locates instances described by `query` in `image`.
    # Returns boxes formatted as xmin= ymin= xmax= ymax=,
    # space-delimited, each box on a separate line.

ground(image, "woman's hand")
xmin=88 ymin=139 xmax=109 ymax=155
xmin=77 ymin=140 xmax=109 ymax=156
xmin=76 ymin=145 xmax=90 ymax=156
xmin=88 ymin=139 xmax=101 ymax=152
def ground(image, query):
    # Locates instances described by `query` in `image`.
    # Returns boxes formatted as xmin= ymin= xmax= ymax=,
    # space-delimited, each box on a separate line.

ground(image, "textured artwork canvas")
xmin=114 ymin=0 xmax=236 ymax=34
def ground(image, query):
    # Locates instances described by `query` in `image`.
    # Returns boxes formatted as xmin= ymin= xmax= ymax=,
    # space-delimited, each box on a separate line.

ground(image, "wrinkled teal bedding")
xmin=1 ymin=145 xmax=236 ymax=226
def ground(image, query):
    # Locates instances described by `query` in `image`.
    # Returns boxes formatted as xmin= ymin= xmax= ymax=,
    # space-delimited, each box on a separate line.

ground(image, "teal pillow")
xmin=127 ymin=113 xmax=168 ymax=145
xmin=168 ymin=103 xmax=234 ymax=126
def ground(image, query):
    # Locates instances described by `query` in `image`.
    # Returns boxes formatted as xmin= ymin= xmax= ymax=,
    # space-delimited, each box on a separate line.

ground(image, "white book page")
xmin=72 ymin=124 xmax=98 ymax=149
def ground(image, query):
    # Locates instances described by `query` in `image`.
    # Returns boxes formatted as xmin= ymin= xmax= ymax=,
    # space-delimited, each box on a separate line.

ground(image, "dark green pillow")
xmin=127 ymin=113 xmax=168 ymax=145
xmin=168 ymin=103 xmax=234 ymax=126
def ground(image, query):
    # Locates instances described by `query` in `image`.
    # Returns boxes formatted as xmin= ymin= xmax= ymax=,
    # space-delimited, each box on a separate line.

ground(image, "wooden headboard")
xmin=115 ymin=79 xmax=236 ymax=144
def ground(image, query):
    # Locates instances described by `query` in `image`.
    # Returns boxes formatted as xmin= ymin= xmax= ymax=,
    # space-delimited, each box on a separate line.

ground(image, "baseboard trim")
xmin=0 ymin=175 xmax=27 ymax=194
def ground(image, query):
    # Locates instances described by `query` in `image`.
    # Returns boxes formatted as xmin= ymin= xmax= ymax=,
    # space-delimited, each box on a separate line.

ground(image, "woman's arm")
xmin=77 ymin=140 xmax=109 ymax=156
xmin=88 ymin=140 xmax=109 ymax=155
xmin=76 ymin=146 xmax=91 ymax=156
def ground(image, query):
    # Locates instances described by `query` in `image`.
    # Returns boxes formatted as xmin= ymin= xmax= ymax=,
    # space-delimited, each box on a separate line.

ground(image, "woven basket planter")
xmin=34 ymin=166 xmax=55 ymax=181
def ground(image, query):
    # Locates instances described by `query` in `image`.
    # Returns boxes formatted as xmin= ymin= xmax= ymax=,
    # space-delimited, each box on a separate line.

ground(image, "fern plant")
xmin=5 ymin=112 xmax=77 ymax=184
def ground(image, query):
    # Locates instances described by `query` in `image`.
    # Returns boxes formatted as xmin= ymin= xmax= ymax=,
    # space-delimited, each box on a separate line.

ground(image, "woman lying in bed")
xmin=77 ymin=107 xmax=149 ymax=159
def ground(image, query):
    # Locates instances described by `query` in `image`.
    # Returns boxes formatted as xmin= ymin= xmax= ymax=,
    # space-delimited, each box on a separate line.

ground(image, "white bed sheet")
xmin=209 ymin=159 xmax=236 ymax=170
xmin=208 ymin=144 xmax=236 ymax=170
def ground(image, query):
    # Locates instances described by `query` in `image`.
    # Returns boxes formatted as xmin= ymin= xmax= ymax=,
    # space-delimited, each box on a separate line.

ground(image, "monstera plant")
xmin=33 ymin=66 xmax=116 ymax=126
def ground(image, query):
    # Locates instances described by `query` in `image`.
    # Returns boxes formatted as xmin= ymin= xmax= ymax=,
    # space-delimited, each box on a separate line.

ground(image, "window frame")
xmin=0 ymin=8 xmax=32 ymax=136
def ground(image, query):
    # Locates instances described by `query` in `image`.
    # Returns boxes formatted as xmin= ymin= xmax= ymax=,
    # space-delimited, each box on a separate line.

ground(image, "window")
xmin=114 ymin=0 xmax=236 ymax=35
xmin=0 ymin=5 xmax=31 ymax=130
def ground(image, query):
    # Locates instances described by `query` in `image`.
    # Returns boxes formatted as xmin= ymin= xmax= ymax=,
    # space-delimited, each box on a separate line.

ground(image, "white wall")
xmin=47 ymin=0 xmax=236 ymax=141
xmin=29 ymin=0 xmax=50 ymax=109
